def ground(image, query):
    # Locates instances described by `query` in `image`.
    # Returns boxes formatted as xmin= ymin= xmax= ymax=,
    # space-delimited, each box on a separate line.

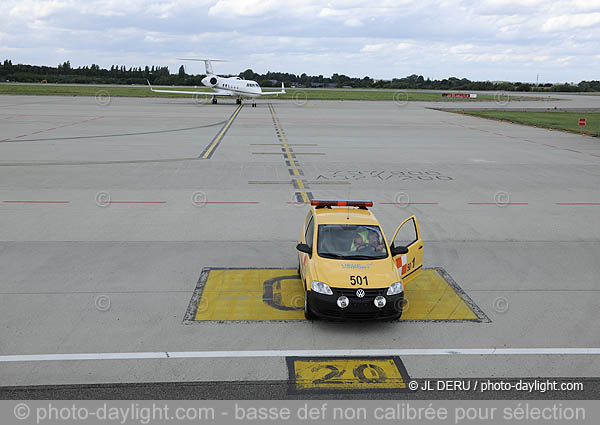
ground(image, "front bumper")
xmin=307 ymin=287 xmax=403 ymax=320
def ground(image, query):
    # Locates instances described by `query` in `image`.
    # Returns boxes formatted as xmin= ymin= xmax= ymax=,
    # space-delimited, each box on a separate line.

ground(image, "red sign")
xmin=442 ymin=93 xmax=473 ymax=98
xmin=579 ymin=118 xmax=586 ymax=126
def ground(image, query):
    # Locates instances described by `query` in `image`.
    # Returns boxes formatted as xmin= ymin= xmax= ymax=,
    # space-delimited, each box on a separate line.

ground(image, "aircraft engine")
xmin=202 ymin=76 xmax=219 ymax=87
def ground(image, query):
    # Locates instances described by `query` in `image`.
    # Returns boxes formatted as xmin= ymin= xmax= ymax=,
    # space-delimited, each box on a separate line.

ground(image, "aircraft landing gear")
xmin=211 ymin=97 xmax=217 ymax=105
xmin=252 ymin=101 xmax=257 ymax=107
xmin=236 ymin=98 xmax=242 ymax=105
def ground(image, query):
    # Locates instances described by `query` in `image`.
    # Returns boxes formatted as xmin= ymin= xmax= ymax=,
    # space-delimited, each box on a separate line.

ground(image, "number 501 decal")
xmin=350 ymin=275 xmax=368 ymax=285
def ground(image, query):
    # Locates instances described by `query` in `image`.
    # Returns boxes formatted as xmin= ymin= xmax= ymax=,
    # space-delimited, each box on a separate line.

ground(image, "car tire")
xmin=304 ymin=290 xmax=317 ymax=320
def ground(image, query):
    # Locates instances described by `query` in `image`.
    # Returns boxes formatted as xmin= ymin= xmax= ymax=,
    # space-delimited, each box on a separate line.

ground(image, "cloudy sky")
xmin=2 ymin=0 xmax=599 ymax=82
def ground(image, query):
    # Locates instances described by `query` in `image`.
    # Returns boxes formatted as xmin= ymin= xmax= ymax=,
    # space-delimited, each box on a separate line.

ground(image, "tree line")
xmin=1 ymin=60 xmax=599 ymax=92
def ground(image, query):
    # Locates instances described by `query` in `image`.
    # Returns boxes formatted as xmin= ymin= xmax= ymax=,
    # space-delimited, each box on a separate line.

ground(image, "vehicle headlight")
xmin=374 ymin=296 xmax=387 ymax=308
xmin=337 ymin=296 xmax=349 ymax=308
xmin=386 ymin=281 xmax=404 ymax=296
xmin=311 ymin=281 xmax=333 ymax=295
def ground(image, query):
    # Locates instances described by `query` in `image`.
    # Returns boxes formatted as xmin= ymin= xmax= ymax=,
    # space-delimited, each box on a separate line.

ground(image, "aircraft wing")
xmin=260 ymin=82 xmax=286 ymax=95
xmin=147 ymin=80 xmax=231 ymax=96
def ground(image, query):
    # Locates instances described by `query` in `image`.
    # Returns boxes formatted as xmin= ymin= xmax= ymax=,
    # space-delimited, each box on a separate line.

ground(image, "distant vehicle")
xmin=146 ymin=59 xmax=285 ymax=107
xmin=296 ymin=200 xmax=423 ymax=320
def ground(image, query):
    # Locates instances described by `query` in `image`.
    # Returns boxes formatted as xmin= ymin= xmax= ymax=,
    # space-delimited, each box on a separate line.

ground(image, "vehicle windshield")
xmin=317 ymin=224 xmax=388 ymax=259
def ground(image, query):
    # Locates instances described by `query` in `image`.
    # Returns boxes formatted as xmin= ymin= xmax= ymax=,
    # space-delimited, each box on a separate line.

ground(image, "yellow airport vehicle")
xmin=296 ymin=200 xmax=423 ymax=320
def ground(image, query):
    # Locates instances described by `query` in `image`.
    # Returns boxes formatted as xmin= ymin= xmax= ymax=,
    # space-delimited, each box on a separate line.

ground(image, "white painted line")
xmin=1 ymin=348 xmax=600 ymax=363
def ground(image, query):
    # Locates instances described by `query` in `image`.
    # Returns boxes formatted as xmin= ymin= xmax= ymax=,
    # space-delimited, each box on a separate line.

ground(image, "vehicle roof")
xmin=312 ymin=207 xmax=380 ymax=226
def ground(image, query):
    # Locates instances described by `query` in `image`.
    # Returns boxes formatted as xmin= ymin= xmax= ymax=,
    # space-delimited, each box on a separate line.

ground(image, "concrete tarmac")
xmin=0 ymin=94 xmax=599 ymax=398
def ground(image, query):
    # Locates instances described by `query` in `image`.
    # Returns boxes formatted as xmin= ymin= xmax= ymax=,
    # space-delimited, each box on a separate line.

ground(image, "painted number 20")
xmin=312 ymin=364 xmax=387 ymax=384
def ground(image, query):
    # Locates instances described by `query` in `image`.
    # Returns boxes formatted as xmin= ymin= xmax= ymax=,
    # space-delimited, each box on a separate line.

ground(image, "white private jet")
xmin=146 ymin=59 xmax=285 ymax=107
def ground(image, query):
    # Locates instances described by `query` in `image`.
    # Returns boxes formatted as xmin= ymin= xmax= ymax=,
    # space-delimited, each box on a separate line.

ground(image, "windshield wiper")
xmin=342 ymin=254 xmax=384 ymax=260
xmin=319 ymin=253 xmax=385 ymax=260
xmin=318 ymin=252 xmax=346 ymax=259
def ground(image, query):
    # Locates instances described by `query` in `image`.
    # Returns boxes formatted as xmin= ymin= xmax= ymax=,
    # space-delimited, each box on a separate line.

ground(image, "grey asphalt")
xmin=0 ymin=94 xmax=599 ymax=398
xmin=2 ymin=378 xmax=599 ymax=400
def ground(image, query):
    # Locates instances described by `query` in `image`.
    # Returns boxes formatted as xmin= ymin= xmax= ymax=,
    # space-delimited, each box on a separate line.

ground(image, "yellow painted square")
xmin=194 ymin=269 xmax=305 ymax=321
xmin=292 ymin=358 xmax=407 ymax=390
xmin=401 ymin=269 xmax=479 ymax=321
xmin=190 ymin=268 xmax=482 ymax=321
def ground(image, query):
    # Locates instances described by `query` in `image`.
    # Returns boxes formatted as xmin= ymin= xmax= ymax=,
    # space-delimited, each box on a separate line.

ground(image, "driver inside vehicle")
xmin=350 ymin=231 xmax=367 ymax=252
xmin=364 ymin=230 xmax=385 ymax=254
xmin=349 ymin=229 xmax=385 ymax=254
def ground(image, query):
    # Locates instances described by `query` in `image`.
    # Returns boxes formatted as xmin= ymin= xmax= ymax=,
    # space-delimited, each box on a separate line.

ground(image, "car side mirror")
xmin=391 ymin=244 xmax=408 ymax=255
xmin=296 ymin=243 xmax=312 ymax=254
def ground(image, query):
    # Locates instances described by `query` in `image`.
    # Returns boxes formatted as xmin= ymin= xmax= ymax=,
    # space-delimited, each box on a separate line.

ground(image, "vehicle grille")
xmin=317 ymin=304 xmax=400 ymax=320
xmin=335 ymin=288 xmax=386 ymax=299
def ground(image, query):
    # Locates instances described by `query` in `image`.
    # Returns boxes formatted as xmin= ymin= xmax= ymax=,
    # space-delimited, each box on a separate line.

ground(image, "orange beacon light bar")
xmin=310 ymin=200 xmax=373 ymax=208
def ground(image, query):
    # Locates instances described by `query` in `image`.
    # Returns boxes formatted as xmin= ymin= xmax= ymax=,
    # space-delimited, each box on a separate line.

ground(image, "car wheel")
xmin=304 ymin=290 xmax=317 ymax=320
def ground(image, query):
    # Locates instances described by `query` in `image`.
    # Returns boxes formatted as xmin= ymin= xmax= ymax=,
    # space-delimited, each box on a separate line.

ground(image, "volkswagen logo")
xmin=356 ymin=289 xmax=365 ymax=298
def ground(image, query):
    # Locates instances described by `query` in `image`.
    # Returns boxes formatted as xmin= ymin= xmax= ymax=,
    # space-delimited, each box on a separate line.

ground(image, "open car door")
xmin=390 ymin=215 xmax=423 ymax=284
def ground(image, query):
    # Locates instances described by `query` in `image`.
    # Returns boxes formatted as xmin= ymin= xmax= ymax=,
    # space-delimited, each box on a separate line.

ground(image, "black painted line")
xmin=199 ymin=104 xmax=243 ymax=159
xmin=267 ymin=104 xmax=319 ymax=205
xmin=263 ymin=275 xmax=304 ymax=312
xmin=250 ymin=143 xmax=317 ymax=146
xmin=304 ymin=192 xmax=314 ymax=201
xmin=247 ymin=181 xmax=291 ymax=184
xmin=433 ymin=267 xmax=491 ymax=323
xmin=288 ymin=168 xmax=304 ymax=176
xmin=292 ymin=179 xmax=308 ymax=189
xmin=0 ymin=157 xmax=199 ymax=167
xmin=0 ymin=120 xmax=227 ymax=143
xmin=304 ymin=181 xmax=350 ymax=185
xmin=248 ymin=181 xmax=349 ymax=185
xmin=182 ymin=268 xmax=211 ymax=323
xmin=3 ymin=378 xmax=599 ymax=399
xmin=251 ymin=152 xmax=324 ymax=155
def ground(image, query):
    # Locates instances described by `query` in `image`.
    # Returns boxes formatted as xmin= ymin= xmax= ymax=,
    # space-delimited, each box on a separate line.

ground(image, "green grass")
xmin=0 ymin=84 xmax=192 ymax=98
xmin=277 ymin=90 xmax=500 ymax=102
xmin=459 ymin=110 xmax=600 ymax=137
xmin=0 ymin=83 xmax=508 ymax=102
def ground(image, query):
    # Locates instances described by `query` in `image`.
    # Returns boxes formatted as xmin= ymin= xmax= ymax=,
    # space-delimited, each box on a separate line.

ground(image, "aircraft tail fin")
xmin=176 ymin=58 xmax=227 ymax=75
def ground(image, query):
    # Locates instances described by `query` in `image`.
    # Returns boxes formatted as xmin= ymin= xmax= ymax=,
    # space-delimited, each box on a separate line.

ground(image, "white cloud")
xmin=147 ymin=2 xmax=178 ymax=19
xmin=1 ymin=0 xmax=599 ymax=82
xmin=318 ymin=7 xmax=344 ymax=18
xmin=208 ymin=0 xmax=281 ymax=17
xmin=361 ymin=43 xmax=387 ymax=52
xmin=396 ymin=42 xmax=412 ymax=50
xmin=361 ymin=41 xmax=413 ymax=52
xmin=482 ymin=0 xmax=544 ymax=6
xmin=0 ymin=45 xmax=21 ymax=52
xmin=344 ymin=17 xmax=363 ymax=27
xmin=542 ymin=12 xmax=600 ymax=31
xmin=570 ymin=0 xmax=600 ymax=12
xmin=9 ymin=0 xmax=71 ymax=19
xmin=449 ymin=44 xmax=475 ymax=54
